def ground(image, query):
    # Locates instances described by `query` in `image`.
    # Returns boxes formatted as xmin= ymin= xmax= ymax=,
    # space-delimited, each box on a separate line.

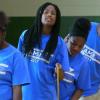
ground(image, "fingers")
xmin=55 ymin=63 xmax=62 ymax=74
xmin=55 ymin=63 xmax=64 ymax=81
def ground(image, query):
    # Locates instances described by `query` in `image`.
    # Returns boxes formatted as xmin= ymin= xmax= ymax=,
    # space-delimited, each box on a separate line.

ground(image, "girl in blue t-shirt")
xmin=0 ymin=11 xmax=30 ymax=100
xmin=80 ymin=22 xmax=100 ymax=100
xmin=60 ymin=18 xmax=91 ymax=100
xmin=18 ymin=2 xmax=69 ymax=100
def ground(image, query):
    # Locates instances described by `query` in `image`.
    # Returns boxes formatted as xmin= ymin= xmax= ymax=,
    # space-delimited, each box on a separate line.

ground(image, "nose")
xmin=47 ymin=12 xmax=52 ymax=17
xmin=73 ymin=46 xmax=80 ymax=52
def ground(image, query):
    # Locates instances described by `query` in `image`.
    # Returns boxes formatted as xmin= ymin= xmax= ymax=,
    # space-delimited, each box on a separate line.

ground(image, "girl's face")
xmin=67 ymin=36 xmax=85 ymax=56
xmin=41 ymin=5 xmax=56 ymax=27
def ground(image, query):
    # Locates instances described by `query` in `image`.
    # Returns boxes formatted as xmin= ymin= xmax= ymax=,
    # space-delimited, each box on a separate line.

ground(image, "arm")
xmin=13 ymin=85 xmax=22 ymax=100
xmin=12 ymin=52 xmax=30 ymax=100
xmin=71 ymin=89 xmax=83 ymax=100
xmin=71 ymin=60 xmax=91 ymax=100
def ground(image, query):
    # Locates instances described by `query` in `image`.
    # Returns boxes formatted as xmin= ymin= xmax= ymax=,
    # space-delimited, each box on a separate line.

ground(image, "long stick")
xmin=56 ymin=63 xmax=61 ymax=100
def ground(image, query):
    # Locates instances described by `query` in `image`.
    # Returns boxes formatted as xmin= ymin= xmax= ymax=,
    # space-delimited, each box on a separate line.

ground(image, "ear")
xmin=64 ymin=34 xmax=70 ymax=43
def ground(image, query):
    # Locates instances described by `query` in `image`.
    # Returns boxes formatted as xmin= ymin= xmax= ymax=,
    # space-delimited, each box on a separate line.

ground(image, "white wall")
xmin=0 ymin=0 xmax=100 ymax=16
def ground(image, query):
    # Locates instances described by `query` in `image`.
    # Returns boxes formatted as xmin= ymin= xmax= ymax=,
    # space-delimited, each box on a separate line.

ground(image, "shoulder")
xmin=56 ymin=35 xmax=68 ymax=50
xmin=8 ymin=44 xmax=24 ymax=58
xmin=90 ymin=22 xmax=99 ymax=32
xmin=56 ymin=36 xmax=68 ymax=51
xmin=79 ymin=53 xmax=89 ymax=62
xmin=57 ymin=36 xmax=66 ymax=47
xmin=91 ymin=22 xmax=98 ymax=26
xmin=79 ymin=53 xmax=90 ymax=69
xmin=19 ymin=30 xmax=28 ymax=40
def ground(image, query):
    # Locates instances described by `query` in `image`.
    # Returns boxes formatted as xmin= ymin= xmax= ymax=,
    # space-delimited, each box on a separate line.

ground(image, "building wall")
xmin=1 ymin=0 xmax=100 ymax=46
xmin=0 ymin=0 xmax=100 ymax=16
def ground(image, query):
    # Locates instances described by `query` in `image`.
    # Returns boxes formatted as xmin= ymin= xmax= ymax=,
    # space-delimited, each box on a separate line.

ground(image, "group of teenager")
xmin=0 ymin=2 xmax=100 ymax=100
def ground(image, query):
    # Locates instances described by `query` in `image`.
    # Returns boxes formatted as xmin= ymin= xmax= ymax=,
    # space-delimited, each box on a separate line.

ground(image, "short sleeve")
xmin=12 ymin=51 xmax=30 ymax=86
xmin=55 ymin=37 xmax=70 ymax=81
xmin=56 ymin=37 xmax=69 ymax=71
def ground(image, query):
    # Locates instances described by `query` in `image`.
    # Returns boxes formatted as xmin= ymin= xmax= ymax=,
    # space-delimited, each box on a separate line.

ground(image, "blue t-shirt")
xmin=60 ymin=53 xmax=91 ymax=100
xmin=0 ymin=44 xmax=30 ymax=100
xmin=81 ymin=22 xmax=100 ymax=96
xmin=18 ymin=30 xmax=69 ymax=100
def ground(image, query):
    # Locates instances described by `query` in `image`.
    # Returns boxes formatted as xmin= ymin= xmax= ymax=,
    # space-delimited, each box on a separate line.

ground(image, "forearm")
xmin=71 ymin=89 xmax=83 ymax=100
xmin=13 ymin=85 xmax=22 ymax=100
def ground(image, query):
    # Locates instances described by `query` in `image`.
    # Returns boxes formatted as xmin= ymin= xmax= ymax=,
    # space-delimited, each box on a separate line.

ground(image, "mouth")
xmin=70 ymin=50 xmax=77 ymax=56
xmin=46 ymin=18 xmax=53 ymax=22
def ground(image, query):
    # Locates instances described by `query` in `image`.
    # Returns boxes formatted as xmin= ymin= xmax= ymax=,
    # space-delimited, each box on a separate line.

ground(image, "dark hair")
xmin=23 ymin=2 xmax=61 ymax=60
xmin=69 ymin=17 xmax=91 ymax=40
xmin=0 ymin=11 xmax=9 ymax=32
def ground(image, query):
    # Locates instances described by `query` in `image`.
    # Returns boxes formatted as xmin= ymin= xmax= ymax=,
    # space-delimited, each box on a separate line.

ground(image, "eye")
xmin=70 ymin=40 xmax=77 ymax=46
xmin=51 ymin=11 xmax=56 ymax=15
xmin=70 ymin=40 xmax=82 ymax=48
xmin=43 ymin=10 xmax=49 ymax=14
xmin=43 ymin=9 xmax=56 ymax=16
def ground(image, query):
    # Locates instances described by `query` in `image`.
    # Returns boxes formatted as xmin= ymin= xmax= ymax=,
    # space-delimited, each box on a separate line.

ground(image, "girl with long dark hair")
xmin=18 ymin=2 xmax=69 ymax=100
